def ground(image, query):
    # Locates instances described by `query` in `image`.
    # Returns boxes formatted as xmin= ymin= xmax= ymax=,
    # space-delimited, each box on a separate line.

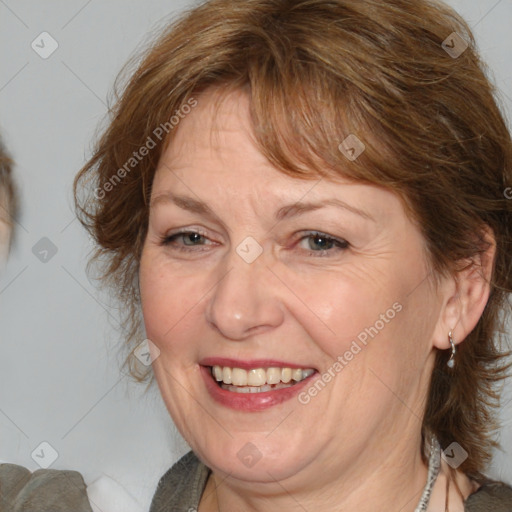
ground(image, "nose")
xmin=205 ymin=251 xmax=285 ymax=340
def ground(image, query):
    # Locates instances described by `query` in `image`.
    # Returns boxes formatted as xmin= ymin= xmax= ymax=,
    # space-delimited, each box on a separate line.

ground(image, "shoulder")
xmin=150 ymin=451 xmax=210 ymax=512
xmin=0 ymin=463 xmax=93 ymax=511
xmin=465 ymin=478 xmax=512 ymax=511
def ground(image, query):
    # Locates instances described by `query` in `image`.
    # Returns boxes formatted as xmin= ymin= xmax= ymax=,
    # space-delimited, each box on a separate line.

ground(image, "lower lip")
xmin=201 ymin=366 xmax=315 ymax=412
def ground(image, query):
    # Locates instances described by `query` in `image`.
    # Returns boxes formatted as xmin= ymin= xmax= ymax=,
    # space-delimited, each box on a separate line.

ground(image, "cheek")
xmin=139 ymin=250 xmax=233 ymax=376
xmin=272 ymin=261 xmax=406 ymax=362
xmin=139 ymin=253 xmax=204 ymax=349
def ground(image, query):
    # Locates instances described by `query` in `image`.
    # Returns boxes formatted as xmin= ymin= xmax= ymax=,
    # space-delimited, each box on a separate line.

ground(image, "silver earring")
xmin=447 ymin=331 xmax=456 ymax=368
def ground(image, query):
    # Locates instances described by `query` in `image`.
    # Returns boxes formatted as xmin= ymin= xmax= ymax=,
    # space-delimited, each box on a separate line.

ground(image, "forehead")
xmin=158 ymin=90 xmax=322 ymax=188
xmin=164 ymin=88 xmax=258 ymax=165
xmin=152 ymin=89 xmax=403 ymax=226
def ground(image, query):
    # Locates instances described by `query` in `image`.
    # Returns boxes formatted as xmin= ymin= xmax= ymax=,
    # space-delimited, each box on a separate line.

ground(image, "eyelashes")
xmin=161 ymin=230 xmax=214 ymax=253
xmin=164 ymin=231 xmax=209 ymax=246
xmin=297 ymin=231 xmax=349 ymax=253
xmin=161 ymin=230 xmax=349 ymax=257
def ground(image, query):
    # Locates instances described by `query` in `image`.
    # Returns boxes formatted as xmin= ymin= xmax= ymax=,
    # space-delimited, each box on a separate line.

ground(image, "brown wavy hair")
xmin=74 ymin=0 xmax=512 ymax=477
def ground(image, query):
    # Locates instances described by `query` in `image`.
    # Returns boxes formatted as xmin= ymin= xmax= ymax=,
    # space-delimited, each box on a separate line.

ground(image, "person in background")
xmin=0 ymin=139 xmax=16 ymax=264
xmin=0 ymin=137 xmax=93 ymax=512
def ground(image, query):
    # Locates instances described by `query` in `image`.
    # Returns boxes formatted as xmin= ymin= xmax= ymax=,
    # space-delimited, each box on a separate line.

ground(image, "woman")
xmin=74 ymin=0 xmax=512 ymax=510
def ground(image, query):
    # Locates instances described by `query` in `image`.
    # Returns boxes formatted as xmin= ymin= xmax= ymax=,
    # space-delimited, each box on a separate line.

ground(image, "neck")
xmin=200 ymin=430 xmax=431 ymax=512
xmin=427 ymin=460 xmax=477 ymax=512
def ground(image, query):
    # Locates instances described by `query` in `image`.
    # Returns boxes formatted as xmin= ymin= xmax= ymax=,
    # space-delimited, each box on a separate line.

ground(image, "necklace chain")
xmin=414 ymin=433 xmax=442 ymax=512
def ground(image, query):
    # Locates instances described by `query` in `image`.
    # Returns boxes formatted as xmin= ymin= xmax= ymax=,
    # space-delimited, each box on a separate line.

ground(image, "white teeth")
xmin=266 ymin=367 xmax=281 ymax=385
xmin=232 ymin=367 xmax=247 ymax=386
xmin=213 ymin=366 xmax=223 ymax=381
xmin=281 ymin=368 xmax=292 ymax=384
xmin=247 ymin=368 xmax=267 ymax=386
xmin=292 ymin=368 xmax=303 ymax=381
xmin=210 ymin=365 xmax=315 ymax=391
xmin=221 ymin=381 xmax=301 ymax=393
xmin=222 ymin=367 xmax=232 ymax=384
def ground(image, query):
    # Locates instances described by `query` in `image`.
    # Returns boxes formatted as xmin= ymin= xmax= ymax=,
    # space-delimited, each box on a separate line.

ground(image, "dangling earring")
xmin=447 ymin=331 xmax=456 ymax=368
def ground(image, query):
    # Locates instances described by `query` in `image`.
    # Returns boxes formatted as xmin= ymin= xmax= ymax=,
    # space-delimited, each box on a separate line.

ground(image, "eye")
xmin=297 ymin=231 xmax=349 ymax=255
xmin=161 ymin=230 xmax=214 ymax=251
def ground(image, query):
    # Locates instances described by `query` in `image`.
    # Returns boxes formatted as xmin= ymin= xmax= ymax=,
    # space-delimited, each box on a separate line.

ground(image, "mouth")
xmin=200 ymin=358 xmax=318 ymax=411
xmin=210 ymin=365 xmax=316 ymax=393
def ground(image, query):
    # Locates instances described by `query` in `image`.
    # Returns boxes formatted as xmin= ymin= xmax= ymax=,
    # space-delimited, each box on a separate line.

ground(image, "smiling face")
xmin=139 ymin=88 xmax=447 ymax=487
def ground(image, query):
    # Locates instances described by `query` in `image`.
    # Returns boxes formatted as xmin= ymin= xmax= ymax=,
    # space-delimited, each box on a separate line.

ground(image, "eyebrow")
xmin=151 ymin=193 xmax=374 ymax=222
xmin=151 ymin=192 xmax=220 ymax=220
xmin=276 ymin=199 xmax=375 ymax=222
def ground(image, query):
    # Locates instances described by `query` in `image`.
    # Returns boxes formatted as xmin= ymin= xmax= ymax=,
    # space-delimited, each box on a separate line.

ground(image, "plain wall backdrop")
xmin=1 ymin=0 xmax=511 ymax=509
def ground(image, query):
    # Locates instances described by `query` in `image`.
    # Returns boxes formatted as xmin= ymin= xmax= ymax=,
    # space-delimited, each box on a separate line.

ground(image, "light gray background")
xmin=1 ymin=0 xmax=511 ymax=509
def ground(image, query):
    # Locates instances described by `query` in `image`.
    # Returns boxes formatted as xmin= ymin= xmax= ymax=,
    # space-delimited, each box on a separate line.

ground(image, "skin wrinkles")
xmin=139 ymin=88 xmax=473 ymax=512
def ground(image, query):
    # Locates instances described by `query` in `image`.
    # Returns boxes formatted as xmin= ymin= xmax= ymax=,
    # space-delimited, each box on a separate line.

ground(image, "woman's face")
xmin=140 ymin=89 xmax=446 ymax=485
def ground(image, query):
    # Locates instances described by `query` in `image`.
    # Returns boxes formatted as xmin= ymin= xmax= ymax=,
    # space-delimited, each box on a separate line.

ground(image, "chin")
xmin=191 ymin=429 xmax=313 ymax=483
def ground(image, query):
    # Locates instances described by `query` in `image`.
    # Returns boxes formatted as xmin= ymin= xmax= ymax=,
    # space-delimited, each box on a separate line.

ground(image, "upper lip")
xmin=200 ymin=357 xmax=316 ymax=370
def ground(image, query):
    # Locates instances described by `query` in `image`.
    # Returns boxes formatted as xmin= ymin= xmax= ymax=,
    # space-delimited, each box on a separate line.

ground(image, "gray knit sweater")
xmin=149 ymin=451 xmax=512 ymax=512
xmin=0 ymin=463 xmax=93 ymax=512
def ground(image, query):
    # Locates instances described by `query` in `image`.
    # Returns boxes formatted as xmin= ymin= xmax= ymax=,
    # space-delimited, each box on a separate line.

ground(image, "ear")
xmin=432 ymin=228 xmax=496 ymax=350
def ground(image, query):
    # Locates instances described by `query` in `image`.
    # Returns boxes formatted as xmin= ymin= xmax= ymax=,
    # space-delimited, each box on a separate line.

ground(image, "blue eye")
xmin=180 ymin=232 xmax=205 ymax=246
xmin=298 ymin=232 xmax=348 ymax=254
xmin=162 ymin=231 xmax=211 ymax=249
